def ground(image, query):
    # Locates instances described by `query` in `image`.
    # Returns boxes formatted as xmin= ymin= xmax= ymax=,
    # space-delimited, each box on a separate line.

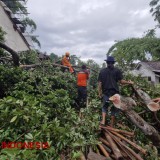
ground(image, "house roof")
xmin=0 ymin=1 xmax=31 ymax=50
xmin=136 ymin=61 xmax=160 ymax=71
xmin=142 ymin=61 xmax=160 ymax=70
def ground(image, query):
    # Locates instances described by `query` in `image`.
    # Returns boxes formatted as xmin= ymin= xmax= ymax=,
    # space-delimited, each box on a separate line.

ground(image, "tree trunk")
xmin=117 ymin=95 xmax=160 ymax=146
xmin=124 ymin=109 xmax=160 ymax=146
xmin=132 ymin=85 xmax=151 ymax=105
xmin=0 ymin=42 xmax=19 ymax=66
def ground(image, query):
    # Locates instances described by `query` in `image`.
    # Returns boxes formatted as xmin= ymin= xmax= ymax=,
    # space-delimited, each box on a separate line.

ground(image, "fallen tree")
xmin=109 ymin=90 xmax=160 ymax=146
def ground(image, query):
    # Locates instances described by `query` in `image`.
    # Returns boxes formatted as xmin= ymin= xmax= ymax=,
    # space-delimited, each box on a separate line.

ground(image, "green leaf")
xmin=20 ymin=100 xmax=23 ymax=106
xmin=10 ymin=116 xmax=17 ymax=123
xmin=25 ymin=133 xmax=33 ymax=140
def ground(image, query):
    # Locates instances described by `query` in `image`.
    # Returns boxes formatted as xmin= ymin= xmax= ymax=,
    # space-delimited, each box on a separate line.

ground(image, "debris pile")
xmin=88 ymin=126 xmax=146 ymax=160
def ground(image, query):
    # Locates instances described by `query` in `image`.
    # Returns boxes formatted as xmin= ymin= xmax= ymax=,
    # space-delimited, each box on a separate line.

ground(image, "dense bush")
xmin=0 ymin=65 xmax=101 ymax=159
xmin=0 ymin=59 xmax=160 ymax=159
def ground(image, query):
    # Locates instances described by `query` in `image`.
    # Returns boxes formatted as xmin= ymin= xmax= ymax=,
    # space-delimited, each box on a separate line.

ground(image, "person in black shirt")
xmin=98 ymin=56 xmax=134 ymax=127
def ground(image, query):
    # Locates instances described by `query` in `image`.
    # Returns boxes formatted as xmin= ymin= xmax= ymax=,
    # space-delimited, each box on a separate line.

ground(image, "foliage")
xmin=0 ymin=64 xmax=100 ymax=159
xmin=150 ymin=0 xmax=160 ymax=26
xmin=86 ymin=59 xmax=100 ymax=89
xmin=0 ymin=66 xmax=23 ymax=98
xmin=21 ymin=17 xmax=37 ymax=33
xmin=0 ymin=50 xmax=160 ymax=159
xmin=0 ymin=27 xmax=6 ymax=42
xmin=19 ymin=50 xmax=39 ymax=65
xmin=0 ymin=27 xmax=7 ymax=57
xmin=107 ymin=37 xmax=160 ymax=70
xmin=1 ymin=0 xmax=27 ymax=15
xmin=50 ymin=53 xmax=60 ymax=63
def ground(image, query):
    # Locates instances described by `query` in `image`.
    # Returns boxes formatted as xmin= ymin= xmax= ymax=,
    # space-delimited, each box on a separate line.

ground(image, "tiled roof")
xmin=141 ymin=61 xmax=160 ymax=70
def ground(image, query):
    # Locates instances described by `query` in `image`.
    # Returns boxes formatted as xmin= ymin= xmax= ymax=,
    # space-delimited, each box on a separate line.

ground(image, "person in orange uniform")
xmin=77 ymin=65 xmax=90 ymax=109
xmin=61 ymin=52 xmax=74 ymax=73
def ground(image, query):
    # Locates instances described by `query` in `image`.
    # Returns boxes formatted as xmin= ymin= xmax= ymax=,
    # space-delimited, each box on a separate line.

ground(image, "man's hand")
xmin=120 ymin=79 xmax=134 ymax=85
xmin=127 ymin=80 xmax=134 ymax=85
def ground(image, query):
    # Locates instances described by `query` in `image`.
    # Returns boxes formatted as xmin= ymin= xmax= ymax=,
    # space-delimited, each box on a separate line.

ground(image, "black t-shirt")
xmin=98 ymin=67 xmax=123 ymax=96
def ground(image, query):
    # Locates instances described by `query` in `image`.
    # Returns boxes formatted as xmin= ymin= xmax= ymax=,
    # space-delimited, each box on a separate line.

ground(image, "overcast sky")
xmin=26 ymin=0 xmax=157 ymax=64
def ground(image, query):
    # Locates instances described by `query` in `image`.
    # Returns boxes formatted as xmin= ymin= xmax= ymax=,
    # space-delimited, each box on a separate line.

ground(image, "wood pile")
xmin=88 ymin=126 xmax=147 ymax=160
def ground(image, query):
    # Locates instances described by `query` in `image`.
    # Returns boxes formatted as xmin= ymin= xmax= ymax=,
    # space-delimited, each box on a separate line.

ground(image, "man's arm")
xmin=98 ymin=81 xmax=102 ymax=98
xmin=119 ymin=79 xmax=134 ymax=85
xmin=62 ymin=56 xmax=71 ymax=67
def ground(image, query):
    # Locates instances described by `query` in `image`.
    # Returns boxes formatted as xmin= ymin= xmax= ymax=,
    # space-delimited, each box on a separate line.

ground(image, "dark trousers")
xmin=77 ymin=86 xmax=87 ymax=108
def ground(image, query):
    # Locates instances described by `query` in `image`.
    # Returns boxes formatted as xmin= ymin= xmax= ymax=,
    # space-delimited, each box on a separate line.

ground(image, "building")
xmin=132 ymin=61 xmax=160 ymax=84
xmin=0 ymin=1 xmax=32 ymax=52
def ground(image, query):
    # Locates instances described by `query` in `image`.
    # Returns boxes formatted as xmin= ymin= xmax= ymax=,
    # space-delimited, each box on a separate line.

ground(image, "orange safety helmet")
xmin=65 ymin=52 xmax=70 ymax=57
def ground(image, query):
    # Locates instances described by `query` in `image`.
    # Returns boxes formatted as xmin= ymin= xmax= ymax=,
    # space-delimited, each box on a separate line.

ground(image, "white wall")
xmin=155 ymin=76 xmax=160 ymax=84
xmin=0 ymin=2 xmax=30 ymax=52
xmin=136 ymin=63 xmax=156 ymax=82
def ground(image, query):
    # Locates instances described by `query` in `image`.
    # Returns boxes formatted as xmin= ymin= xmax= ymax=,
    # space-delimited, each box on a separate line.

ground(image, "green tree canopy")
xmin=107 ymin=36 xmax=160 ymax=70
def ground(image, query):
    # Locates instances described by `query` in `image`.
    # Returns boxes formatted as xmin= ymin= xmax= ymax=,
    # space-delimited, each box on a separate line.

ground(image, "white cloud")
xmin=26 ymin=0 xmax=156 ymax=65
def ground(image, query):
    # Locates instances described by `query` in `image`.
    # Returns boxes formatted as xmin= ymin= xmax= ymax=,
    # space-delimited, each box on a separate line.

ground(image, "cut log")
xmin=125 ymin=109 xmax=160 ymax=146
xmin=20 ymin=63 xmax=70 ymax=69
xmin=105 ymin=126 xmax=134 ymax=137
xmin=132 ymin=86 xmax=160 ymax=111
xmin=104 ymin=132 xmax=123 ymax=160
xmin=88 ymin=151 xmax=109 ymax=160
xmin=99 ymin=137 xmax=110 ymax=147
xmin=79 ymin=152 xmax=86 ymax=160
xmin=132 ymin=86 xmax=151 ymax=105
xmin=108 ymin=131 xmax=144 ymax=160
xmin=97 ymin=144 xmax=111 ymax=159
xmin=109 ymin=94 xmax=160 ymax=146
xmin=102 ymin=144 xmax=112 ymax=153
xmin=104 ymin=130 xmax=133 ymax=159
xmin=106 ymin=129 xmax=146 ymax=154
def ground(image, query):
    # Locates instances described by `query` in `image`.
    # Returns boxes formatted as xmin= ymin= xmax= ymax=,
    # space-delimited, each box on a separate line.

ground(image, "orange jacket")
xmin=77 ymin=70 xmax=89 ymax=86
xmin=61 ymin=55 xmax=71 ymax=67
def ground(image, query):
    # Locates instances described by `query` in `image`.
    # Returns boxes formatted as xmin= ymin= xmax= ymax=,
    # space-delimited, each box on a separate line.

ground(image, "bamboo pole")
xmin=80 ymin=152 xmax=86 ymax=160
xmin=100 ymin=137 xmax=129 ymax=159
xmin=102 ymin=144 xmax=112 ymax=153
xmin=97 ymin=144 xmax=111 ymax=159
xmin=106 ymin=129 xmax=146 ymax=155
xmin=107 ymin=131 xmax=144 ymax=160
xmin=111 ymin=136 xmax=133 ymax=160
xmin=105 ymin=126 xmax=134 ymax=137
xmin=104 ymin=133 xmax=123 ymax=160
xmin=99 ymin=137 xmax=110 ymax=147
